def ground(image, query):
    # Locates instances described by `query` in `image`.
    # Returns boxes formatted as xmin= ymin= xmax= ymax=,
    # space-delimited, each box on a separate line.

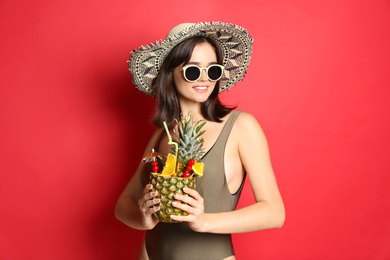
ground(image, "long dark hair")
xmin=152 ymin=36 xmax=236 ymax=128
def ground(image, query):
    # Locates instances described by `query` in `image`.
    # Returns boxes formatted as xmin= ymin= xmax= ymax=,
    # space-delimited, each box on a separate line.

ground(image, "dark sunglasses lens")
xmin=185 ymin=66 xmax=200 ymax=81
xmin=208 ymin=65 xmax=223 ymax=80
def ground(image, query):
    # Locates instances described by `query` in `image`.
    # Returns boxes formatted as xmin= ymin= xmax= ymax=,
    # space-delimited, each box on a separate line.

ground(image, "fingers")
xmin=137 ymin=184 xmax=161 ymax=230
xmin=143 ymin=196 xmax=161 ymax=209
xmin=139 ymin=184 xmax=154 ymax=202
xmin=138 ymin=191 xmax=157 ymax=206
xmin=146 ymin=202 xmax=160 ymax=214
xmin=172 ymin=200 xmax=192 ymax=212
xmin=141 ymin=184 xmax=153 ymax=197
xmin=174 ymin=187 xmax=203 ymax=206
xmin=171 ymin=187 xmax=204 ymax=217
xmin=182 ymin=187 xmax=201 ymax=199
xmin=138 ymin=184 xmax=160 ymax=212
xmin=170 ymin=214 xmax=186 ymax=222
xmin=173 ymin=195 xmax=195 ymax=210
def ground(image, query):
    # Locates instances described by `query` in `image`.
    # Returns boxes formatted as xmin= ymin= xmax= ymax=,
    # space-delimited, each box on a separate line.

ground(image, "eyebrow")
xmin=186 ymin=61 xmax=218 ymax=66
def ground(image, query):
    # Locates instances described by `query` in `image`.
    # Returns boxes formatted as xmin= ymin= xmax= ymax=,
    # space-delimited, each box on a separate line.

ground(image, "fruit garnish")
xmin=192 ymin=162 xmax=204 ymax=177
xmin=186 ymin=165 xmax=192 ymax=172
xmin=161 ymin=153 xmax=176 ymax=176
xmin=152 ymin=166 xmax=159 ymax=173
xmin=142 ymin=148 xmax=164 ymax=163
xmin=188 ymin=159 xmax=195 ymax=166
xmin=152 ymin=161 xmax=158 ymax=167
xmin=183 ymin=172 xmax=191 ymax=178
xmin=161 ymin=154 xmax=181 ymax=176
xmin=161 ymin=165 xmax=174 ymax=176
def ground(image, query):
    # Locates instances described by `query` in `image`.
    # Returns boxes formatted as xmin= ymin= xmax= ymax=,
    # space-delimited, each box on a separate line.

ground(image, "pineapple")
xmin=150 ymin=172 xmax=196 ymax=223
xmin=149 ymin=112 xmax=206 ymax=223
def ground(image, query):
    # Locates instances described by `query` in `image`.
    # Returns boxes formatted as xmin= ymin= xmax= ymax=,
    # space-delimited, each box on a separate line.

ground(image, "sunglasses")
xmin=181 ymin=64 xmax=224 ymax=82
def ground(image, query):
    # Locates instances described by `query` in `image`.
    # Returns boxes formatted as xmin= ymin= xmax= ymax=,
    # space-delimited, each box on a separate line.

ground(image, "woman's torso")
xmin=143 ymin=110 xmax=246 ymax=260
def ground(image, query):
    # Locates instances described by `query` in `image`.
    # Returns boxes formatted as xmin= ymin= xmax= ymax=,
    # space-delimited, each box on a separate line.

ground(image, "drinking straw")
xmin=163 ymin=122 xmax=179 ymax=173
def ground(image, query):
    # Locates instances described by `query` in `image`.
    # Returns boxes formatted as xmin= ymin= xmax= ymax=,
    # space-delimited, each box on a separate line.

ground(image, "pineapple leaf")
xmin=183 ymin=134 xmax=190 ymax=144
xmin=195 ymin=121 xmax=206 ymax=132
xmin=195 ymin=130 xmax=206 ymax=139
xmin=174 ymin=111 xmax=206 ymax=171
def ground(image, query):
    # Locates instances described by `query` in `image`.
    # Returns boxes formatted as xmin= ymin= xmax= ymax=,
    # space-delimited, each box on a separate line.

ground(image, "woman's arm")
xmin=115 ymin=128 xmax=164 ymax=230
xmin=171 ymin=112 xmax=285 ymax=233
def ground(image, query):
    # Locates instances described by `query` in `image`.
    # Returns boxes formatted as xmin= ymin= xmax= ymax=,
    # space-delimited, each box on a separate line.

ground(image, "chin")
xmin=194 ymin=94 xmax=212 ymax=103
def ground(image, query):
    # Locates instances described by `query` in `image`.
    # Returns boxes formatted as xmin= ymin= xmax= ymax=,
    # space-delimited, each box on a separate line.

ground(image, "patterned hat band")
xmin=128 ymin=21 xmax=253 ymax=97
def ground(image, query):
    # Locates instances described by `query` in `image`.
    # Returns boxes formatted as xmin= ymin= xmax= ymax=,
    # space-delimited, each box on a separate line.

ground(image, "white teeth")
xmin=194 ymin=86 xmax=207 ymax=90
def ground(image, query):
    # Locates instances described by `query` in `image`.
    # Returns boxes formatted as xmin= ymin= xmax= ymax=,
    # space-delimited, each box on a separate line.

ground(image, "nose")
xmin=199 ymin=68 xmax=208 ymax=81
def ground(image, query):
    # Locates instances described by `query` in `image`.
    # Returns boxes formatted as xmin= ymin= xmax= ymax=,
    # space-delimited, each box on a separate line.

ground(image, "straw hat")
xmin=128 ymin=21 xmax=253 ymax=97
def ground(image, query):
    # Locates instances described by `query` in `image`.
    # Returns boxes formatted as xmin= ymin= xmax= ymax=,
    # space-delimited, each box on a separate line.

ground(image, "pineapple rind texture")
xmin=151 ymin=172 xmax=196 ymax=223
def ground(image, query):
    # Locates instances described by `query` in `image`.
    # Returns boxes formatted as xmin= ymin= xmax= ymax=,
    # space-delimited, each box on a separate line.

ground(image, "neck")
xmin=179 ymin=101 xmax=204 ymax=123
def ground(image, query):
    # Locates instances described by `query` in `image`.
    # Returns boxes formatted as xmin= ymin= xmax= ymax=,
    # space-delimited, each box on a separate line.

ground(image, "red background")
xmin=1 ymin=0 xmax=389 ymax=259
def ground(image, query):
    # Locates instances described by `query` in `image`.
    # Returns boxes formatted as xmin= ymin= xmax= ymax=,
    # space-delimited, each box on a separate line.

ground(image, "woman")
xmin=115 ymin=22 xmax=285 ymax=260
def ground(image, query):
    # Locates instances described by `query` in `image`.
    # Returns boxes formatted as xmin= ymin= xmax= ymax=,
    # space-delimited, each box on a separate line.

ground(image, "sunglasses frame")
xmin=181 ymin=64 xmax=225 ymax=82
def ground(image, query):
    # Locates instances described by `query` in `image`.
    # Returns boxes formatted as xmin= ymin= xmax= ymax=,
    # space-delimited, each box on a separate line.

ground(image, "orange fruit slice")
xmin=192 ymin=162 xmax=204 ymax=177
xmin=161 ymin=153 xmax=176 ymax=176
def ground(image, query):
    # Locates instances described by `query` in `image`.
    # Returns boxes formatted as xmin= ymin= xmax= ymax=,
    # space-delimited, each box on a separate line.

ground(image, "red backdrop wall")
xmin=1 ymin=0 xmax=389 ymax=259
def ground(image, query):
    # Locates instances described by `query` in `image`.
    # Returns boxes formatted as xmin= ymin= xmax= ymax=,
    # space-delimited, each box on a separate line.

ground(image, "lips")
xmin=193 ymin=85 xmax=208 ymax=93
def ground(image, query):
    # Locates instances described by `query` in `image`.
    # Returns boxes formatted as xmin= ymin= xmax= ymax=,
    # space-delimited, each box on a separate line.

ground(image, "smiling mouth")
xmin=193 ymin=86 xmax=208 ymax=91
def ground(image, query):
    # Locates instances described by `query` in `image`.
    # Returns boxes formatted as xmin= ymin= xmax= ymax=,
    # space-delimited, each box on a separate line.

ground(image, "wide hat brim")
xmin=128 ymin=21 xmax=253 ymax=97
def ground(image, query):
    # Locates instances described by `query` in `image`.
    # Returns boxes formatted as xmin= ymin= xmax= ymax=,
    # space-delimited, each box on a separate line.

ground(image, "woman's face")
xmin=172 ymin=42 xmax=218 ymax=105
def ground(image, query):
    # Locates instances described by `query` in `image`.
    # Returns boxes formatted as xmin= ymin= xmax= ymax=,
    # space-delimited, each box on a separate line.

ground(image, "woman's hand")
xmin=170 ymin=187 xmax=207 ymax=232
xmin=138 ymin=184 xmax=160 ymax=230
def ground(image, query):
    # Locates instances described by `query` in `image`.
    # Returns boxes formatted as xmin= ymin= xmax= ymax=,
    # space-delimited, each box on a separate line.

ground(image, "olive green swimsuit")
xmin=144 ymin=111 xmax=245 ymax=260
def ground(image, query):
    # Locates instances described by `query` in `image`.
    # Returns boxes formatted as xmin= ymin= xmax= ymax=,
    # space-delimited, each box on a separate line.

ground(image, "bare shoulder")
xmin=235 ymin=111 xmax=258 ymax=124
xmin=231 ymin=111 xmax=269 ymax=155
xmin=234 ymin=111 xmax=264 ymax=136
